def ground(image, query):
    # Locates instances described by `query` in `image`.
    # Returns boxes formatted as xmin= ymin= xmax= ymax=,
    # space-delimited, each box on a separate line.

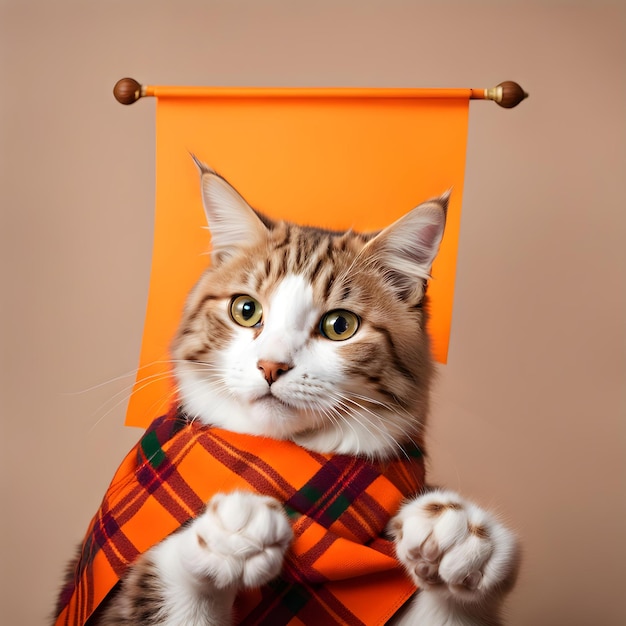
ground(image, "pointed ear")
xmin=191 ymin=155 xmax=269 ymax=264
xmin=363 ymin=192 xmax=449 ymax=301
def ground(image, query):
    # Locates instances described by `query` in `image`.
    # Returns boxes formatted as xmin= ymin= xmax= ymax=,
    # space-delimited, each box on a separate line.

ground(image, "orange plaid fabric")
xmin=54 ymin=406 xmax=424 ymax=625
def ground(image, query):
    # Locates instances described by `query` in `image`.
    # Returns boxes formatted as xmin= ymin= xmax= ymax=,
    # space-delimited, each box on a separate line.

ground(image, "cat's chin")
xmin=239 ymin=394 xmax=328 ymax=442
xmin=178 ymin=382 xmax=314 ymax=441
xmin=251 ymin=394 xmax=295 ymax=424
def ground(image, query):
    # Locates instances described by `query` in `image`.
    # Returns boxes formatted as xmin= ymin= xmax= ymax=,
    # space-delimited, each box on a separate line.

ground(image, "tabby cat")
xmin=61 ymin=159 xmax=519 ymax=625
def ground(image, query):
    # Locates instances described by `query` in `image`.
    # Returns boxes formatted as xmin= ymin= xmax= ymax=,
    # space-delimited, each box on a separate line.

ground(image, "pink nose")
xmin=257 ymin=360 xmax=292 ymax=385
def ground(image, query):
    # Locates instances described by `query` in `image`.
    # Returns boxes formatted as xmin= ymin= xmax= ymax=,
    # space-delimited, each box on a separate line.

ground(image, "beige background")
xmin=1 ymin=1 xmax=624 ymax=624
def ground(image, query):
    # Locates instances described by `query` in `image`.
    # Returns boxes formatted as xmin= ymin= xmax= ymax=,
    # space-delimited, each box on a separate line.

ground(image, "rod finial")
xmin=485 ymin=81 xmax=528 ymax=108
xmin=498 ymin=81 xmax=528 ymax=108
xmin=113 ymin=78 xmax=144 ymax=105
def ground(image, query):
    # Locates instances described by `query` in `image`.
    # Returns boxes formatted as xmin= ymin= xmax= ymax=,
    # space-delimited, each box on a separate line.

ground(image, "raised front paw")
xmin=179 ymin=490 xmax=293 ymax=590
xmin=390 ymin=490 xmax=519 ymax=603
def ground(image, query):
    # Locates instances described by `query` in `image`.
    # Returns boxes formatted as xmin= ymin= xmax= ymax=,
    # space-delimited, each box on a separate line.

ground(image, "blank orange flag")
xmin=127 ymin=87 xmax=470 ymax=427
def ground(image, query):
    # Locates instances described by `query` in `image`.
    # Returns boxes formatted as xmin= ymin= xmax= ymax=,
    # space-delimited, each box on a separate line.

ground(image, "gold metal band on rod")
xmin=113 ymin=78 xmax=528 ymax=108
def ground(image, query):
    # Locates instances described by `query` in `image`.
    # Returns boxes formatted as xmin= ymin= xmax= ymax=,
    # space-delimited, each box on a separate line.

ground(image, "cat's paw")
xmin=390 ymin=490 xmax=519 ymax=604
xmin=179 ymin=490 xmax=293 ymax=590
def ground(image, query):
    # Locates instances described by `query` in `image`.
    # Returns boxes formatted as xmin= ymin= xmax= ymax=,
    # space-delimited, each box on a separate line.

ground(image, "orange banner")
xmin=126 ymin=88 xmax=469 ymax=427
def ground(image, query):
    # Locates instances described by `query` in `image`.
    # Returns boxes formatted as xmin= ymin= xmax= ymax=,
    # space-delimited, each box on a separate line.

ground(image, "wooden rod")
xmin=113 ymin=78 xmax=528 ymax=108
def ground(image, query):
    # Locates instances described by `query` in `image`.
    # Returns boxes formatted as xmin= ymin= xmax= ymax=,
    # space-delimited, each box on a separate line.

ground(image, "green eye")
xmin=320 ymin=310 xmax=360 ymax=341
xmin=230 ymin=295 xmax=263 ymax=327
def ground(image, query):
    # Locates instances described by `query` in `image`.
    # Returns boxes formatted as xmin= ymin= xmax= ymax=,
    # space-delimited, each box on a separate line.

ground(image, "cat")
xmin=57 ymin=158 xmax=519 ymax=625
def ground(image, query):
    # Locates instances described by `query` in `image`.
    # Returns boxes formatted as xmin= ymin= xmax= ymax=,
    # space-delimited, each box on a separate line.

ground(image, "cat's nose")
xmin=257 ymin=360 xmax=293 ymax=385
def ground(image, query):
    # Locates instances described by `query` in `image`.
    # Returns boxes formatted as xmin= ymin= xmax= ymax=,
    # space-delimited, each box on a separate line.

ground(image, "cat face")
xmin=171 ymin=159 xmax=448 ymax=459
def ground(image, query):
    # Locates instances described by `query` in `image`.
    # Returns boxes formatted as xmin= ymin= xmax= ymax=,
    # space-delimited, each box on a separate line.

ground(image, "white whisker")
xmin=327 ymin=390 xmax=419 ymax=460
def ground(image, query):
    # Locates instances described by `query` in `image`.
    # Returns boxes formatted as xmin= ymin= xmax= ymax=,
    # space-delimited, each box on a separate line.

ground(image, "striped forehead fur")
xmin=247 ymin=219 xmax=375 ymax=303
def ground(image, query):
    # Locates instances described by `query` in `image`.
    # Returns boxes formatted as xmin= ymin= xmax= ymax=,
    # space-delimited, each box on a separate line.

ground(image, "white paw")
xmin=390 ymin=490 xmax=519 ymax=603
xmin=179 ymin=490 xmax=293 ymax=590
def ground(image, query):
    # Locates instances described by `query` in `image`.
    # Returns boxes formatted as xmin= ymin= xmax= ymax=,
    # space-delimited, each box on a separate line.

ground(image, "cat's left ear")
xmin=191 ymin=155 xmax=270 ymax=265
xmin=363 ymin=192 xmax=449 ymax=301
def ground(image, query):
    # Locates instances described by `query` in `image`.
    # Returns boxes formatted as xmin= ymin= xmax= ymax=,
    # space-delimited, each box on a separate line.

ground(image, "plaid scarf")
xmin=55 ymin=406 xmax=425 ymax=625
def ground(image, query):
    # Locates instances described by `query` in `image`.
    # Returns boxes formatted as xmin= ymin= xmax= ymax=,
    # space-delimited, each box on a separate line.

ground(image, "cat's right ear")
xmin=191 ymin=155 xmax=269 ymax=265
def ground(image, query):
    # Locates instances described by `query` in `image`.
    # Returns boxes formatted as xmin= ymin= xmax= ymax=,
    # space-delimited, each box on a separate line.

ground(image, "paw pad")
xmin=391 ymin=490 xmax=518 ymax=601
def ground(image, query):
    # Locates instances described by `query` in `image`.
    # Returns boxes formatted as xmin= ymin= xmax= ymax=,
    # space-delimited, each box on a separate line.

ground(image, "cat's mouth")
xmin=245 ymin=390 xmax=319 ymax=439
xmin=255 ymin=391 xmax=292 ymax=409
xmin=252 ymin=390 xmax=313 ymax=420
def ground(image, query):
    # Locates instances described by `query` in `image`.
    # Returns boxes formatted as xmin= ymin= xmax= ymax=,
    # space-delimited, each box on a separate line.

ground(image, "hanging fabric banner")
xmin=126 ymin=86 xmax=471 ymax=428
xmin=55 ymin=81 xmax=526 ymax=625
